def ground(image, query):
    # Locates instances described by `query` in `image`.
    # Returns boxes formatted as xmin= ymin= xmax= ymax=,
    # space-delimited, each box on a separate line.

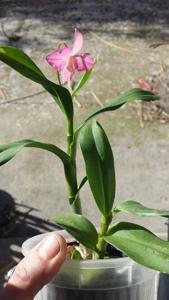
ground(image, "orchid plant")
xmin=1 ymin=28 xmax=169 ymax=273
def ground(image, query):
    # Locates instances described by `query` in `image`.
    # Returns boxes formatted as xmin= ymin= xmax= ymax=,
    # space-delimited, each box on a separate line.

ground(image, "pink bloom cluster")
xmin=46 ymin=28 xmax=94 ymax=83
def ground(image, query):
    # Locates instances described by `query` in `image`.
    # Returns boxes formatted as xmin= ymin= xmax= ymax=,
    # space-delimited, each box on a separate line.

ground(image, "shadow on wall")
xmin=0 ymin=190 xmax=59 ymax=238
xmin=0 ymin=0 xmax=169 ymax=25
xmin=0 ymin=0 xmax=169 ymax=44
xmin=0 ymin=190 xmax=59 ymax=286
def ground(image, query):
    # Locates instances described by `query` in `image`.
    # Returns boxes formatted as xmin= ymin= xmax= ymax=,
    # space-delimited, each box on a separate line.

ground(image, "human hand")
xmin=1 ymin=233 xmax=67 ymax=300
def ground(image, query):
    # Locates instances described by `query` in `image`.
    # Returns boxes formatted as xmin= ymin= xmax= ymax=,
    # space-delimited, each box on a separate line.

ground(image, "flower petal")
xmin=73 ymin=53 xmax=94 ymax=72
xmin=60 ymin=67 xmax=75 ymax=83
xmin=71 ymin=28 xmax=83 ymax=56
xmin=46 ymin=47 xmax=71 ymax=71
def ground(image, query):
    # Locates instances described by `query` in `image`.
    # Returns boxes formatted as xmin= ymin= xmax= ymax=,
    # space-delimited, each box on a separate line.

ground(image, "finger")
xmin=1 ymin=233 xmax=67 ymax=300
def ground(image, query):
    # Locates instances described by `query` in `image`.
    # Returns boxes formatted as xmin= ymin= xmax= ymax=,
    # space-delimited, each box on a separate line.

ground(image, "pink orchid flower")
xmin=46 ymin=28 xmax=94 ymax=83
xmin=138 ymin=79 xmax=153 ymax=92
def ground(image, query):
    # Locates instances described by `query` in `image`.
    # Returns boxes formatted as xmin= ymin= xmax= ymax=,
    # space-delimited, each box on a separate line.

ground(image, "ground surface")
xmin=0 ymin=0 xmax=169 ymax=283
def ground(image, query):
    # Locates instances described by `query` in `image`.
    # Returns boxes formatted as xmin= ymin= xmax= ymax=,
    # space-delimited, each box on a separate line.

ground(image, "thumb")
xmin=1 ymin=233 xmax=67 ymax=300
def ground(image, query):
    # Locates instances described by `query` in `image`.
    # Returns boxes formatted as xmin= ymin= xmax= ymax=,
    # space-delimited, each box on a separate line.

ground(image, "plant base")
xmin=22 ymin=231 xmax=157 ymax=300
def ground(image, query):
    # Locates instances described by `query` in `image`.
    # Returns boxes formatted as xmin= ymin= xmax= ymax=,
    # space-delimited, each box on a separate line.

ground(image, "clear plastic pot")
xmin=22 ymin=231 xmax=158 ymax=300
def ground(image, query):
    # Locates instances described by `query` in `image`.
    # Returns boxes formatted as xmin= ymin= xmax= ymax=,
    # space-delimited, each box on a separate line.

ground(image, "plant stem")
xmin=67 ymin=119 xmax=74 ymax=155
xmin=65 ymin=117 xmax=82 ymax=214
xmin=92 ymin=250 xmax=100 ymax=260
xmin=71 ymin=194 xmax=82 ymax=214
xmin=96 ymin=213 xmax=112 ymax=258
xmin=57 ymin=71 xmax=62 ymax=86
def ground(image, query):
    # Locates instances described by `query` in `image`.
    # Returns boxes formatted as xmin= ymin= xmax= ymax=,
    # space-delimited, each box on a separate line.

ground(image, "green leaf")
xmin=105 ymin=222 xmax=169 ymax=273
xmin=77 ymin=176 xmax=88 ymax=192
xmin=75 ymin=88 xmax=160 ymax=136
xmin=72 ymin=176 xmax=88 ymax=206
xmin=71 ymin=248 xmax=83 ymax=260
xmin=0 ymin=139 xmax=70 ymax=165
xmin=0 ymin=46 xmax=73 ymax=121
xmin=0 ymin=46 xmax=45 ymax=81
xmin=80 ymin=121 xmax=115 ymax=216
xmin=85 ymin=88 xmax=159 ymax=120
xmin=71 ymin=68 xmax=93 ymax=98
xmin=45 ymin=81 xmax=73 ymax=122
xmin=51 ymin=213 xmax=98 ymax=250
xmin=115 ymin=200 xmax=169 ymax=217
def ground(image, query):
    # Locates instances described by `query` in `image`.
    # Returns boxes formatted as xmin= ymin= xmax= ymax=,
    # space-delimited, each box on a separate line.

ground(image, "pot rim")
xmin=22 ymin=230 xmax=136 ymax=269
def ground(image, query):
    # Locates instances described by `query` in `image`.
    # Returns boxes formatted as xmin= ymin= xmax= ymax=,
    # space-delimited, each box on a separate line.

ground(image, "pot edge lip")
xmin=22 ymin=230 xmax=132 ymax=267
xmin=22 ymin=230 xmax=164 ymax=270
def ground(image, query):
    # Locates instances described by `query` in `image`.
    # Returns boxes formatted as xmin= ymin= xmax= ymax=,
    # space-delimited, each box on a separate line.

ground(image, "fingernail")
xmin=38 ymin=234 xmax=60 ymax=260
